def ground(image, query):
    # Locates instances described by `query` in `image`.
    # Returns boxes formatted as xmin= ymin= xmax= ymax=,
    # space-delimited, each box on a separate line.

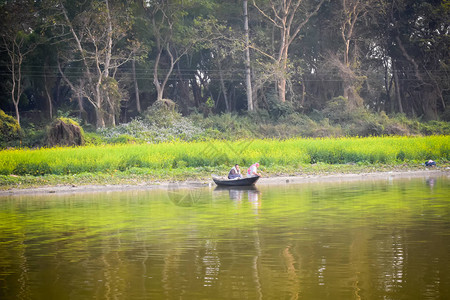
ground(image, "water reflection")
xmin=214 ymin=186 xmax=261 ymax=212
xmin=1 ymin=176 xmax=449 ymax=299
xmin=167 ymin=185 xmax=207 ymax=207
xmin=426 ymin=177 xmax=436 ymax=189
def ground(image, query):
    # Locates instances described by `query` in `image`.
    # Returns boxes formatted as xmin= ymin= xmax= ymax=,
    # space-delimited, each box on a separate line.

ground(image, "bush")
xmin=84 ymin=132 xmax=107 ymax=145
xmin=419 ymin=120 xmax=450 ymax=135
xmin=322 ymin=96 xmax=354 ymax=123
xmin=98 ymin=114 xmax=205 ymax=144
xmin=0 ymin=109 xmax=22 ymax=146
xmin=143 ymin=99 xmax=180 ymax=126
xmin=46 ymin=117 xmax=85 ymax=147
xmin=21 ymin=126 xmax=46 ymax=147
xmin=108 ymin=134 xmax=137 ymax=144
xmin=266 ymin=91 xmax=296 ymax=120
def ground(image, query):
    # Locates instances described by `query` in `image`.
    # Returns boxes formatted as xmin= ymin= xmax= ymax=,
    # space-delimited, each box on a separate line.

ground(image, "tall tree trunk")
xmin=76 ymin=90 xmax=86 ymax=121
xmin=278 ymin=46 xmax=288 ymax=103
xmin=392 ymin=61 xmax=403 ymax=114
xmin=217 ymin=56 xmax=230 ymax=112
xmin=44 ymin=71 xmax=53 ymax=120
xmin=132 ymin=58 xmax=141 ymax=113
xmin=9 ymin=47 xmax=23 ymax=126
xmin=12 ymin=61 xmax=21 ymax=126
xmin=153 ymin=48 xmax=164 ymax=101
xmin=191 ymin=78 xmax=202 ymax=107
xmin=244 ymin=0 xmax=254 ymax=111
xmin=383 ymin=58 xmax=392 ymax=112
xmin=301 ymin=75 xmax=306 ymax=107
xmin=175 ymin=63 xmax=192 ymax=113
xmin=104 ymin=0 xmax=115 ymax=126
xmin=13 ymin=101 xmax=20 ymax=126
xmin=95 ymin=83 xmax=105 ymax=128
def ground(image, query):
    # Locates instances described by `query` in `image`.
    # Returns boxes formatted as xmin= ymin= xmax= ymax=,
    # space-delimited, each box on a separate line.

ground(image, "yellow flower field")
xmin=0 ymin=136 xmax=448 ymax=176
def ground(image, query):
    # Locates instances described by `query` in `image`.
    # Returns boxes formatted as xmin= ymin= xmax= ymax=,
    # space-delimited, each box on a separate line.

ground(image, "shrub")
xmin=0 ymin=109 xmax=22 ymax=146
xmin=21 ymin=126 xmax=46 ymax=147
xmin=143 ymin=99 xmax=180 ymax=127
xmin=98 ymin=111 xmax=205 ymax=144
xmin=266 ymin=92 xmax=296 ymax=120
xmin=84 ymin=132 xmax=106 ymax=145
xmin=419 ymin=120 xmax=450 ymax=135
xmin=46 ymin=117 xmax=85 ymax=147
xmin=108 ymin=134 xmax=137 ymax=144
xmin=322 ymin=96 xmax=353 ymax=123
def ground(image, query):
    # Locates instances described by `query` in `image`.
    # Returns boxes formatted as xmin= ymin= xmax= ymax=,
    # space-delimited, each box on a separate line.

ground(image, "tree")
xmin=243 ymin=0 xmax=254 ymax=111
xmin=376 ymin=0 xmax=449 ymax=119
xmin=331 ymin=0 xmax=372 ymax=108
xmin=252 ymin=0 xmax=325 ymax=103
xmin=0 ymin=0 xmax=41 ymax=126
xmin=56 ymin=0 xmax=140 ymax=127
xmin=142 ymin=0 xmax=217 ymax=104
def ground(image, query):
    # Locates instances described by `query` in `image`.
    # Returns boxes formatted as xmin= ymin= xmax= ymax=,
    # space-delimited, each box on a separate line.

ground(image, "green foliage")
xmin=13 ymin=162 xmax=52 ymax=176
xmin=0 ymin=0 xmax=448 ymax=137
xmin=0 ymin=110 xmax=22 ymax=146
xmin=266 ymin=92 xmax=296 ymax=120
xmin=95 ymin=99 xmax=206 ymax=143
xmin=108 ymin=134 xmax=137 ymax=144
xmin=143 ymin=99 xmax=181 ymax=126
xmin=21 ymin=126 xmax=46 ymax=148
xmin=101 ymin=77 xmax=123 ymax=118
xmin=98 ymin=116 xmax=205 ymax=144
xmin=195 ymin=113 xmax=256 ymax=139
xmin=322 ymin=97 xmax=352 ymax=122
xmin=4 ymin=98 xmax=450 ymax=148
xmin=83 ymin=132 xmax=107 ymax=145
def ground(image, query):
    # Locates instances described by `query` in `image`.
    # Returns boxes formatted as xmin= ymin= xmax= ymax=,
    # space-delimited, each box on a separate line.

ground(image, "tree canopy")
xmin=0 ymin=0 xmax=448 ymax=129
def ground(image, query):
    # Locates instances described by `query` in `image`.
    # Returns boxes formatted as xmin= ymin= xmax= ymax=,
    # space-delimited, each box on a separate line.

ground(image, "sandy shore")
xmin=1 ymin=169 xmax=448 ymax=196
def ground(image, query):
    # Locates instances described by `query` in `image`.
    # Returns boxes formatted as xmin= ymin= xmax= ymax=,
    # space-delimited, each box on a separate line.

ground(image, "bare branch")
xmin=252 ymin=0 xmax=283 ymax=29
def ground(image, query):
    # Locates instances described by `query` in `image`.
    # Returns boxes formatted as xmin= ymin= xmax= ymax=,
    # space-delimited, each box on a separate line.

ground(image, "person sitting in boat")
xmin=247 ymin=163 xmax=261 ymax=177
xmin=228 ymin=164 xmax=243 ymax=179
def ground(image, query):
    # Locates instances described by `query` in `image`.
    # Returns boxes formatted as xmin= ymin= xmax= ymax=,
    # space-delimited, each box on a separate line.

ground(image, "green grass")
xmin=1 ymin=136 xmax=449 ymax=189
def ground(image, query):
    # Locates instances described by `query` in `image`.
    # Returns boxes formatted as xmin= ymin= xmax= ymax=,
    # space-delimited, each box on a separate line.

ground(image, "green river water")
xmin=1 ymin=175 xmax=449 ymax=299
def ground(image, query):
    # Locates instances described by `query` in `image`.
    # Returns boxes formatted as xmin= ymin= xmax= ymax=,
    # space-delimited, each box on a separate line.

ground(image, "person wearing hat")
xmin=247 ymin=163 xmax=261 ymax=177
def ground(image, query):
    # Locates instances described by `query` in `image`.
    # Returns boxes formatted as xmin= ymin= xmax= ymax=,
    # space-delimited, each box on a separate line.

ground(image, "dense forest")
xmin=0 ymin=0 xmax=449 ymax=145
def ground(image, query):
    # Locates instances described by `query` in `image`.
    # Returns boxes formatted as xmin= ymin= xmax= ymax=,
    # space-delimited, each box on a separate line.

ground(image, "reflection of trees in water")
xmin=200 ymin=239 xmax=221 ymax=287
xmin=17 ymin=239 xmax=30 ymax=300
xmin=371 ymin=230 xmax=408 ymax=296
xmin=162 ymin=248 xmax=183 ymax=297
xmin=3 ymin=178 xmax=449 ymax=299
xmin=282 ymin=245 xmax=300 ymax=299
xmin=167 ymin=185 xmax=205 ymax=207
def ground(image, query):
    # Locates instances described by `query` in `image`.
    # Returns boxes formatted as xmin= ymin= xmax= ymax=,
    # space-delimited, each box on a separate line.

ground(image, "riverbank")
xmin=1 ymin=168 xmax=448 ymax=196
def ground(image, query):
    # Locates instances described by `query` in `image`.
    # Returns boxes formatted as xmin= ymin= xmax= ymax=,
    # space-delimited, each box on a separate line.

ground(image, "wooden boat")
xmin=212 ymin=175 xmax=260 ymax=187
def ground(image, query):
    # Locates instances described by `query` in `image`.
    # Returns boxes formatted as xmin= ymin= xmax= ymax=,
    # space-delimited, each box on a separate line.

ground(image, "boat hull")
xmin=212 ymin=176 xmax=260 ymax=186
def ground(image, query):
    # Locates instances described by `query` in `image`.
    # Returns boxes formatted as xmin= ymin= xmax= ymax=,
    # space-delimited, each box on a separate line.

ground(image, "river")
xmin=1 ymin=175 xmax=449 ymax=299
